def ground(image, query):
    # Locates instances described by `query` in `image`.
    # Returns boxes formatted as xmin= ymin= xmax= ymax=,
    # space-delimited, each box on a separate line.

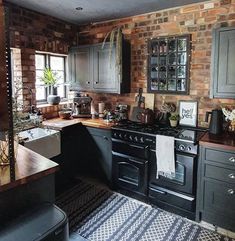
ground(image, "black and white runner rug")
xmin=56 ymin=180 xmax=234 ymax=241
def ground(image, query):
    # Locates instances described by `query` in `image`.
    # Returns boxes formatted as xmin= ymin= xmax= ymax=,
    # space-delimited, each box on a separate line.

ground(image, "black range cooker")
xmin=111 ymin=121 xmax=206 ymax=220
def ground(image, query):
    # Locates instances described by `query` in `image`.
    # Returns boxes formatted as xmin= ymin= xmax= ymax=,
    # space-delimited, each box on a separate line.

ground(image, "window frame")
xmin=35 ymin=52 xmax=68 ymax=104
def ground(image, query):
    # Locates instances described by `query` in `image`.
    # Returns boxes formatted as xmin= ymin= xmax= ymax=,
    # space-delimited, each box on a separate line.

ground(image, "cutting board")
xmin=130 ymin=88 xmax=145 ymax=122
xmin=130 ymin=93 xmax=155 ymax=122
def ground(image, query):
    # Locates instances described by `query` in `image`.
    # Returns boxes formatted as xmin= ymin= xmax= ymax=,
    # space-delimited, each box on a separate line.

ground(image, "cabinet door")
xmin=212 ymin=27 xmax=235 ymax=98
xmin=93 ymin=43 xmax=118 ymax=92
xmin=87 ymin=127 xmax=112 ymax=183
xmin=69 ymin=47 xmax=92 ymax=91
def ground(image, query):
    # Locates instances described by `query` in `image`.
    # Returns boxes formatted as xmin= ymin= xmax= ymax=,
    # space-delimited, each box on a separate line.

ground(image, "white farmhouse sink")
xmin=19 ymin=127 xmax=61 ymax=159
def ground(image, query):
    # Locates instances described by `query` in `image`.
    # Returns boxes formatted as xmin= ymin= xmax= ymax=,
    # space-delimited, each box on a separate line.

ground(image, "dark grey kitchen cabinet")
xmin=196 ymin=145 xmax=235 ymax=231
xmin=93 ymin=43 xmax=117 ymax=92
xmin=69 ymin=40 xmax=130 ymax=94
xmin=86 ymin=127 xmax=112 ymax=184
xmin=68 ymin=47 xmax=92 ymax=91
xmin=211 ymin=27 xmax=235 ymax=98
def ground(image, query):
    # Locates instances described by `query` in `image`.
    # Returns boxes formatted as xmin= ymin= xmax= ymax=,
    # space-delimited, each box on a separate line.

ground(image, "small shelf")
xmin=147 ymin=35 xmax=190 ymax=95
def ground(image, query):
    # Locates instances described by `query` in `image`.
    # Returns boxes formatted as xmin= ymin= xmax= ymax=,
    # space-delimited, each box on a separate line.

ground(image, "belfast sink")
xmin=19 ymin=127 xmax=61 ymax=159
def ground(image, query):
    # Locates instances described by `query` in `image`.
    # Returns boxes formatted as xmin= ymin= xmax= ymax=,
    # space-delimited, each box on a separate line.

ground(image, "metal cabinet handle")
xmin=228 ymin=173 xmax=235 ymax=179
xmin=227 ymin=189 xmax=234 ymax=195
xmin=229 ymin=157 xmax=235 ymax=163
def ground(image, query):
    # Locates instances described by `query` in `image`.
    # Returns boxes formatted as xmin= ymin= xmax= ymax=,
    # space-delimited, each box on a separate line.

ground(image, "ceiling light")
xmin=75 ymin=7 xmax=83 ymax=11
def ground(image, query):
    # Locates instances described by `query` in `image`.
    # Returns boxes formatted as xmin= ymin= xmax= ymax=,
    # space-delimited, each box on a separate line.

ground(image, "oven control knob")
xmin=187 ymin=146 xmax=192 ymax=151
xmin=140 ymin=137 xmax=144 ymax=143
xmin=124 ymin=134 xmax=128 ymax=139
xmin=134 ymin=136 xmax=138 ymax=142
xmin=113 ymin=132 xmax=117 ymax=138
xmin=179 ymin=144 xmax=185 ymax=151
xmin=119 ymin=133 xmax=123 ymax=139
xmin=129 ymin=135 xmax=133 ymax=141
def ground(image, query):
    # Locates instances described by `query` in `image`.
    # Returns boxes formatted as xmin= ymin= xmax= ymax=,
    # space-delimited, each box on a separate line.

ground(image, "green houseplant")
xmin=41 ymin=67 xmax=61 ymax=105
xmin=169 ymin=113 xmax=179 ymax=127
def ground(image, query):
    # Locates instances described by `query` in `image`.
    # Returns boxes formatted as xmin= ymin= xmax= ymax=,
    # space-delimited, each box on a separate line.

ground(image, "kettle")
xmin=205 ymin=109 xmax=223 ymax=135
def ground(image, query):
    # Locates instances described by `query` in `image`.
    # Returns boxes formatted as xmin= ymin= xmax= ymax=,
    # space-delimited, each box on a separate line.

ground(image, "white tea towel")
xmin=156 ymin=135 xmax=175 ymax=179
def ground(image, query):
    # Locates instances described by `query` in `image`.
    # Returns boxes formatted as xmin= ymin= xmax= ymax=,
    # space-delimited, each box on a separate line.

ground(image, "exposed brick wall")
xmin=77 ymin=0 xmax=235 ymax=126
xmin=7 ymin=3 xmax=78 ymax=54
xmin=7 ymin=3 xmax=78 ymax=116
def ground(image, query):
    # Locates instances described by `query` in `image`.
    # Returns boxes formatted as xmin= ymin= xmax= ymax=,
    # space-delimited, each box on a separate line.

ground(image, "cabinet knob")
xmin=228 ymin=173 xmax=235 ymax=179
xmin=95 ymin=81 xmax=98 ymax=84
xmin=229 ymin=157 xmax=235 ymax=163
xmin=86 ymin=81 xmax=90 ymax=84
xmin=227 ymin=189 xmax=234 ymax=195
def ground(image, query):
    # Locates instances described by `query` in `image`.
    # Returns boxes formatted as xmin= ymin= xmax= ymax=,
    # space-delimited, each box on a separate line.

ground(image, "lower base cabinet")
xmin=196 ymin=146 xmax=235 ymax=231
xmin=86 ymin=127 xmax=112 ymax=185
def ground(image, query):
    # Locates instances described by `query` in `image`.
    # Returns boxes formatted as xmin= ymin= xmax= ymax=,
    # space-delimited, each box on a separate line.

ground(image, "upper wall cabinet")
xmin=69 ymin=40 xmax=130 ymax=94
xmin=147 ymin=35 xmax=190 ymax=95
xmin=211 ymin=27 xmax=235 ymax=99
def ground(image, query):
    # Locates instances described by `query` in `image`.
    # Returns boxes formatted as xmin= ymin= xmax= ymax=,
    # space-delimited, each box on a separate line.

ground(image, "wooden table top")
xmin=0 ymin=145 xmax=59 ymax=192
xmin=200 ymin=132 xmax=235 ymax=151
xmin=43 ymin=117 xmax=117 ymax=130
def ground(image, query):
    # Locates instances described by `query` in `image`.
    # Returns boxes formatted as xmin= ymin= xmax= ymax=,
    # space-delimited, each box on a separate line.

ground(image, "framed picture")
xmin=179 ymin=100 xmax=198 ymax=127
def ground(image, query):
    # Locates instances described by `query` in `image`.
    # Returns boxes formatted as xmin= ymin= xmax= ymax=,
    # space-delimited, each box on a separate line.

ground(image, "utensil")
xmin=205 ymin=109 xmax=223 ymax=135
xmin=130 ymin=88 xmax=145 ymax=122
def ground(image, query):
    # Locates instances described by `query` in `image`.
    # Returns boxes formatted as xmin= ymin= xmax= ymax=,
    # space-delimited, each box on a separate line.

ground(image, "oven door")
xmin=112 ymin=152 xmax=148 ymax=196
xmin=149 ymin=150 xmax=197 ymax=195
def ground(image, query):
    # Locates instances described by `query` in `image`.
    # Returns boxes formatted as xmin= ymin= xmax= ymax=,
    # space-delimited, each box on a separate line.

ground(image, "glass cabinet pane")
xmin=178 ymin=66 xmax=186 ymax=78
xmin=168 ymin=39 xmax=177 ymax=52
xmin=178 ymin=38 xmax=187 ymax=51
xmin=159 ymin=56 xmax=167 ymax=65
xmin=168 ymin=66 xmax=176 ymax=78
xmin=159 ymin=79 xmax=167 ymax=90
xmin=151 ymin=57 xmax=158 ymax=65
xmin=168 ymin=53 xmax=177 ymax=65
xmin=178 ymin=52 xmax=187 ymax=65
xmin=168 ymin=79 xmax=177 ymax=91
xmin=177 ymin=79 xmax=186 ymax=91
xmin=151 ymin=80 xmax=158 ymax=90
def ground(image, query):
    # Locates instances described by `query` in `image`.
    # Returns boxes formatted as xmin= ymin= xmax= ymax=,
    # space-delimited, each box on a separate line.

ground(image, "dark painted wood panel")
xmin=212 ymin=27 xmax=235 ymax=98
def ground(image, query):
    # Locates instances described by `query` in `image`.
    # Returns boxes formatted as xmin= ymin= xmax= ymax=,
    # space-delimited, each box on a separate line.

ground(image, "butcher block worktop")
xmin=200 ymin=132 xmax=235 ymax=151
xmin=43 ymin=117 xmax=117 ymax=130
xmin=0 ymin=145 xmax=59 ymax=193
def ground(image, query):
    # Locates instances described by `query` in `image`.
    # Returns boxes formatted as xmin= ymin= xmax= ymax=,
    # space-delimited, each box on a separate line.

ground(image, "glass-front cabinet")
xmin=148 ymin=35 xmax=190 ymax=94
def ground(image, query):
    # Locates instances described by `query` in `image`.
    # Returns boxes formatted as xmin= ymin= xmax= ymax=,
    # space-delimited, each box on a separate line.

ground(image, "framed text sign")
xmin=179 ymin=100 xmax=198 ymax=127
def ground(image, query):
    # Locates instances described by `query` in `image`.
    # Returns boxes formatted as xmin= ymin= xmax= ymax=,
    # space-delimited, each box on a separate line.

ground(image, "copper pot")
xmin=139 ymin=108 xmax=154 ymax=124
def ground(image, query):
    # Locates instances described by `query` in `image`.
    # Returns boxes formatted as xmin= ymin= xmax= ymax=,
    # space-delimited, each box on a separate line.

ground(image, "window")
xmin=35 ymin=53 xmax=67 ymax=102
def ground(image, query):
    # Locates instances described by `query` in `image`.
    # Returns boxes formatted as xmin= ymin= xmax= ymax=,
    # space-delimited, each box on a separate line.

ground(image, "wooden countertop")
xmin=0 ymin=145 xmax=59 ymax=193
xmin=200 ymin=132 xmax=235 ymax=151
xmin=43 ymin=117 xmax=117 ymax=130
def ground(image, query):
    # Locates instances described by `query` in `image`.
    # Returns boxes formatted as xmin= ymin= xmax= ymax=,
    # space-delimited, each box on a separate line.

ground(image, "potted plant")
xmin=41 ymin=67 xmax=61 ymax=105
xmin=169 ymin=113 xmax=179 ymax=127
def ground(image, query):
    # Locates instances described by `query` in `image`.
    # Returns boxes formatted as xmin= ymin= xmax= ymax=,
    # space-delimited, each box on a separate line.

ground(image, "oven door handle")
xmin=128 ymin=158 xmax=148 ymax=165
xmin=149 ymin=187 xmax=167 ymax=195
xmin=129 ymin=144 xmax=145 ymax=149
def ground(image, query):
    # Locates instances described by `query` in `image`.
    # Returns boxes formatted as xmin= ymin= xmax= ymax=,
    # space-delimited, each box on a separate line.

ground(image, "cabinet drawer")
xmin=204 ymin=180 xmax=235 ymax=219
xmin=205 ymin=148 xmax=235 ymax=167
xmin=205 ymin=164 xmax=235 ymax=184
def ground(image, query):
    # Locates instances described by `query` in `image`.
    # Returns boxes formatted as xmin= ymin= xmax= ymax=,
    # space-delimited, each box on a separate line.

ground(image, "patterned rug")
xmin=56 ymin=180 xmax=234 ymax=241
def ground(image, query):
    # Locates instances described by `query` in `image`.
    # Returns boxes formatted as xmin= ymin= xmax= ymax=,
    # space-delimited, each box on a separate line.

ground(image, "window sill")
xmin=37 ymin=101 xmax=70 ymax=108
